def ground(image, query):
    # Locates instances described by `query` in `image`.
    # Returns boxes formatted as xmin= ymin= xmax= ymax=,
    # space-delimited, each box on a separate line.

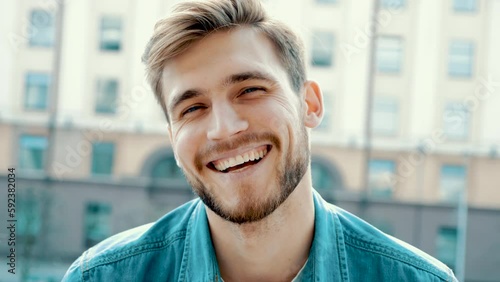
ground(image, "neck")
xmin=206 ymin=174 xmax=315 ymax=282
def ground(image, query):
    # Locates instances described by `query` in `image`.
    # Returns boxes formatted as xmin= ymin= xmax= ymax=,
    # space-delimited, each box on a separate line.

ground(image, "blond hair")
xmin=142 ymin=0 xmax=306 ymax=122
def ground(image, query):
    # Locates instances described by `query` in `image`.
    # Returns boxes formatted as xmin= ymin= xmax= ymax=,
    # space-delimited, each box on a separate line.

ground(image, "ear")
xmin=302 ymin=80 xmax=324 ymax=128
xmin=167 ymin=125 xmax=182 ymax=168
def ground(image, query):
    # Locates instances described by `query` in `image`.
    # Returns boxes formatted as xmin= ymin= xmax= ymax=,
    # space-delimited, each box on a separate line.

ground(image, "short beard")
xmin=182 ymin=128 xmax=310 ymax=224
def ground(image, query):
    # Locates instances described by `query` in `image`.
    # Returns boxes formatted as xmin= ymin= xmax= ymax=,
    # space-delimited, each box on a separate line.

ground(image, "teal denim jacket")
xmin=63 ymin=191 xmax=457 ymax=281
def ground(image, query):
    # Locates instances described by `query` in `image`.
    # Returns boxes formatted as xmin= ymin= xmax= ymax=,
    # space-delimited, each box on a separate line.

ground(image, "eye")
xmin=239 ymin=87 xmax=265 ymax=96
xmin=181 ymin=105 xmax=205 ymax=117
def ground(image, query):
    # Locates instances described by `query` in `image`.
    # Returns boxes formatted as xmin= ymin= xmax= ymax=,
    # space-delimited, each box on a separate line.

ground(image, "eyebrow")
xmin=168 ymin=71 xmax=278 ymax=114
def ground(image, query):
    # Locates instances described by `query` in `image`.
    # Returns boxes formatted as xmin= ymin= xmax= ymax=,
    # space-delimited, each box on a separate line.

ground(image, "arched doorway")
xmin=311 ymin=155 xmax=344 ymax=202
xmin=141 ymin=147 xmax=193 ymax=218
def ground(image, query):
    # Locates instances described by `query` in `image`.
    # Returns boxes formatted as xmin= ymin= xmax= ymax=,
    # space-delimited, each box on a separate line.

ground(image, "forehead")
xmin=161 ymin=27 xmax=288 ymax=102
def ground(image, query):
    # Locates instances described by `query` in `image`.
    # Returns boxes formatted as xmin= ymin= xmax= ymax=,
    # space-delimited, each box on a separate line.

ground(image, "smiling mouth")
xmin=208 ymin=145 xmax=271 ymax=173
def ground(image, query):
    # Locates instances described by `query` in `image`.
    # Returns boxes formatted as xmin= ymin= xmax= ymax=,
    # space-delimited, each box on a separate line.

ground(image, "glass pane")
xmin=29 ymin=9 xmax=55 ymax=47
xmin=368 ymin=159 xmax=396 ymax=197
xmin=95 ymin=78 xmax=118 ymax=114
xmin=443 ymin=102 xmax=469 ymax=140
xmin=437 ymin=227 xmax=458 ymax=270
xmin=85 ymin=202 xmax=112 ymax=248
xmin=19 ymin=135 xmax=48 ymax=170
xmin=381 ymin=0 xmax=405 ymax=9
xmin=449 ymin=41 xmax=474 ymax=77
xmin=311 ymin=31 xmax=335 ymax=67
xmin=376 ymin=37 xmax=403 ymax=73
xmin=91 ymin=142 xmax=115 ymax=175
xmin=25 ymin=73 xmax=50 ymax=110
xmin=372 ymin=97 xmax=398 ymax=135
xmin=100 ymin=15 xmax=122 ymax=51
xmin=454 ymin=0 xmax=477 ymax=12
xmin=18 ymin=189 xmax=42 ymax=237
xmin=440 ymin=165 xmax=466 ymax=201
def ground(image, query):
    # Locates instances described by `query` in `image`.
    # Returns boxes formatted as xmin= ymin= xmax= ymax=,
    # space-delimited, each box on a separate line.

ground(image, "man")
xmin=63 ymin=0 xmax=458 ymax=281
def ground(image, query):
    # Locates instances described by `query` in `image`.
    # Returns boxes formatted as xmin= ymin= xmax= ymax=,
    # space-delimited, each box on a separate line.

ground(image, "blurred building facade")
xmin=0 ymin=0 xmax=499 ymax=281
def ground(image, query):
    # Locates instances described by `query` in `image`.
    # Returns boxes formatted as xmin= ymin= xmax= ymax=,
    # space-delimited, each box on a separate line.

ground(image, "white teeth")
xmin=215 ymin=163 xmax=224 ymax=171
xmin=242 ymin=153 xmax=250 ymax=163
xmin=212 ymin=147 xmax=268 ymax=172
xmin=236 ymin=155 xmax=244 ymax=164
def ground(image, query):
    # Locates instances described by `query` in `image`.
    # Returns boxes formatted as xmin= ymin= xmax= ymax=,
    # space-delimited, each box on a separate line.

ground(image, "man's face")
xmin=163 ymin=27 xmax=312 ymax=224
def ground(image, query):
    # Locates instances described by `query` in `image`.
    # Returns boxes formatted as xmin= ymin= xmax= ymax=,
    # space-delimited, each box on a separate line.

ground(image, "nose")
xmin=206 ymin=102 xmax=249 ymax=140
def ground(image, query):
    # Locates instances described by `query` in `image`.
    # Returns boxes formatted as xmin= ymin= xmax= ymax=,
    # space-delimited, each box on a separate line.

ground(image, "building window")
xmin=368 ymin=159 xmax=396 ymax=197
xmin=381 ymin=0 xmax=405 ymax=9
xmin=453 ymin=0 xmax=477 ymax=12
xmin=19 ymin=135 xmax=48 ymax=171
xmin=448 ymin=41 xmax=474 ymax=78
xmin=100 ymin=15 xmax=122 ymax=51
xmin=443 ymin=102 xmax=470 ymax=140
xmin=436 ymin=227 xmax=458 ymax=270
xmin=440 ymin=165 xmax=467 ymax=202
xmin=91 ymin=142 xmax=115 ymax=176
xmin=95 ymin=78 xmax=118 ymax=114
xmin=25 ymin=73 xmax=51 ymax=110
xmin=28 ymin=9 xmax=55 ymax=47
xmin=18 ymin=188 xmax=41 ymax=238
xmin=316 ymin=92 xmax=333 ymax=131
xmin=315 ymin=0 xmax=337 ymax=3
xmin=376 ymin=36 xmax=403 ymax=73
xmin=85 ymin=202 xmax=112 ymax=248
xmin=311 ymin=31 xmax=335 ymax=67
xmin=372 ymin=97 xmax=399 ymax=136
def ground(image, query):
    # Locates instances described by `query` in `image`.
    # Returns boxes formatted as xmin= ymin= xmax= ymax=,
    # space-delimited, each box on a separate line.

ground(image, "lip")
xmin=206 ymin=144 xmax=271 ymax=167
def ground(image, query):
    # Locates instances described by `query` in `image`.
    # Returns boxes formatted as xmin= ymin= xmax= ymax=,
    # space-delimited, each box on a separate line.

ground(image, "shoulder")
xmin=321 ymin=201 xmax=457 ymax=281
xmin=62 ymin=198 xmax=202 ymax=281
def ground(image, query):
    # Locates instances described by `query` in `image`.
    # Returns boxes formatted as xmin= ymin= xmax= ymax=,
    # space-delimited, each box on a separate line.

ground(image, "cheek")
xmin=171 ymin=127 xmax=199 ymax=165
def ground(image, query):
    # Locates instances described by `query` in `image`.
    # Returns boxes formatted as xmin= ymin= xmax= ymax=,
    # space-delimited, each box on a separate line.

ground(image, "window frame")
xmin=439 ymin=164 xmax=467 ymax=202
xmin=94 ymin=77 xmax=119 ymax=114
xmin=453 ymin=0 xmax=477 ymax=13
xmin=436 ymin=226 xmax=458 ymax=270
xmin=99 ymin=15 xmax=123 ymax=52
xmin=311 ymin=30 xmax=335 ymax=68
xmin=380 ymin=0 xmax=406 ymax=9
xmin=368 ymin=159 xmax=397 ymax=198
xmin=442 ymin=101 xmax=470 ymax=141
xmin=19 ymin=135 xmax=48 ymax=171
xmin=448 ymin=40 xmax=474 ymax=78
xmin=28 ymin=9 xmax=55 ymax=48
xmin=91 ymin=142 xmax=116 ymax=176
xmin=24 ymin=72 xmax=51 ymax=111
xmin=372 ymin=96 xmax=399 ymax=136
xmin=376 ymin=36 xmax=404 ymax=74
xmin=84 ymin=202 xmax=112 ymax=248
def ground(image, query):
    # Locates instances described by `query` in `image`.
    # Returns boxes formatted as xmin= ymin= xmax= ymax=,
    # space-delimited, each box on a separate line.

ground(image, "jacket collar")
xmin=305 ymin=190 xmax=349 ymax=281
xmin=180 ymin=190 xmax=348 ymax=281
xmin=180 ymin=200 xmax=221 ymax=281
